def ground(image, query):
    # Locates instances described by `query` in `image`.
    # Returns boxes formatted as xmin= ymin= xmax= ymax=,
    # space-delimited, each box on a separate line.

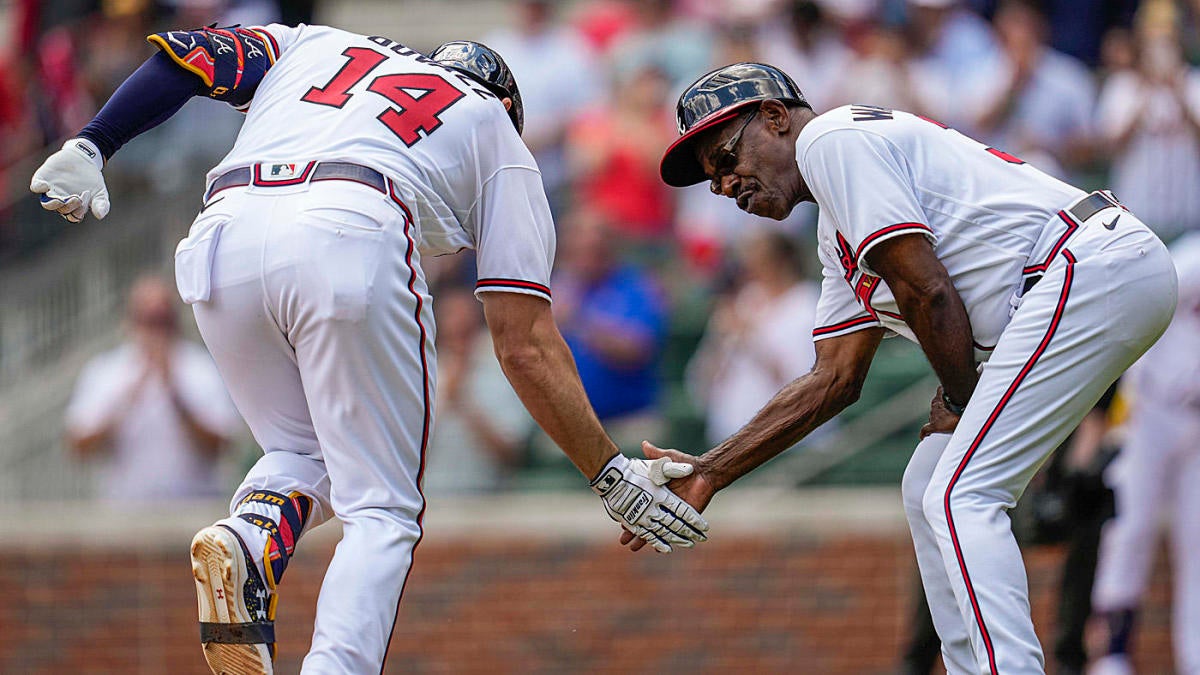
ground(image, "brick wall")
xmin=0 ymin=527 xmax=1177 ymax=674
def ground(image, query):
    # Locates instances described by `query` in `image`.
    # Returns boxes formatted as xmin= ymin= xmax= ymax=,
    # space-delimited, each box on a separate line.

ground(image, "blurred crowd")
xmin=4 ymin=0 xmax=1199 ymax=493
xmin=6 ymin=0 xmax=1198 ymax=670
xmin=427 ymin=0 xmax=1200 ymax=492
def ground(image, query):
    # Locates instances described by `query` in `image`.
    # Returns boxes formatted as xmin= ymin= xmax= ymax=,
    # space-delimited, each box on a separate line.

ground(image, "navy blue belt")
xmin=1067 ymin=190 xmax=1122 ymax=224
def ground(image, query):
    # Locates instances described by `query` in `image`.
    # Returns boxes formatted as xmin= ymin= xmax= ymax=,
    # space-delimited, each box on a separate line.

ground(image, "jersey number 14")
xmin=301 ymin=46 xmax=465 ymax=147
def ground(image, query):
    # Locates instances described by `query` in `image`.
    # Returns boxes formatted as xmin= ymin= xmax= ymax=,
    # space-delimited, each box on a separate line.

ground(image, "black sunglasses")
xmin=709 ymin=109 xmax=758 ymax=194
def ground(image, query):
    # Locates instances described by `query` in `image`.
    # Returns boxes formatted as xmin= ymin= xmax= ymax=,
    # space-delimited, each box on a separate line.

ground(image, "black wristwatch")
xmin=941 ymin=392 xmax=968 ymax=416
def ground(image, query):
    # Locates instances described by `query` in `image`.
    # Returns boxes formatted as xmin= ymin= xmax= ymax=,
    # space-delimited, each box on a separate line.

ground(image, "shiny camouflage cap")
xmin=660 ymin=62 xmax=808 ymax=187
xmin=430 ymin=40 xmax=524 ymax=135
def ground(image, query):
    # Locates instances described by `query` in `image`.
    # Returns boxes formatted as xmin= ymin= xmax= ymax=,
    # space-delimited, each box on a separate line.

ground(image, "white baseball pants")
xmin=902 ymin=213 xmax=1176 ymax=674
xmin=176 ymin=179 xmax=436 ymax=673
xmin=1092 ymin=402 xmax=1200 ymax=675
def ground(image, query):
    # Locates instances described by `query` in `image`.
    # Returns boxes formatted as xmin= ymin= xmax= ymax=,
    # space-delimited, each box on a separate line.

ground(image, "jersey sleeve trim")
xmin=812 ymin=315 xmax=881 ymax=340
xmin=856 ymin=222 xmax=936 ymax=276
xmin=246 ymin=27 xmax=280 ymax=62
xmin=475 ymin=278 xmax=552 ymax=301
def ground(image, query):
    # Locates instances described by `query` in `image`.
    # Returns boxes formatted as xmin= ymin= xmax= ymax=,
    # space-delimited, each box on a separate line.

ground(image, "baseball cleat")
xmin=191 ymin=525 xmax=275 ymax=675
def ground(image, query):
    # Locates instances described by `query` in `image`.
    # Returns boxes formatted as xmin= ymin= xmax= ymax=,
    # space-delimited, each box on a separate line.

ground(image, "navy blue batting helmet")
xmin=660 ymin=63 xmax=809 ymax=187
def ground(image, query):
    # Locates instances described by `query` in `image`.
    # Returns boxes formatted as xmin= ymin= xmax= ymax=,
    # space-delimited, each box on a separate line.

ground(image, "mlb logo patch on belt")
xmin=252 ymin=161 xmax=315 ymax=186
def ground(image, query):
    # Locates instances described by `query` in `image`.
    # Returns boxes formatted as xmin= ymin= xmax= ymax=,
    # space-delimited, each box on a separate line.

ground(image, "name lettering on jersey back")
xmin=366 ymin=36 xmax=493 ymax=101
xmin=850 ymin=105 xmax=894 ymax=122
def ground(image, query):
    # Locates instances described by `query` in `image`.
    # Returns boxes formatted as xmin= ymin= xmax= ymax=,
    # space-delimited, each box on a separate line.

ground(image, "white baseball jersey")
xmin=800 ymin=105 xmax=1084 ymax=360
xmin=210 ymin=23 xmax=555 ymax=301
xmin=798 ymin=106 xmax=1178 ymax=673
xmin=167 ymin=24 xmax=559 ymax=673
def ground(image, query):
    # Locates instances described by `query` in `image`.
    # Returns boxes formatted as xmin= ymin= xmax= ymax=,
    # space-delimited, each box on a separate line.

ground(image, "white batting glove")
xmin=30 ymin=138 xmax=110 ymax=223
xmin=590 ymin=453 xmax=709 ymax=554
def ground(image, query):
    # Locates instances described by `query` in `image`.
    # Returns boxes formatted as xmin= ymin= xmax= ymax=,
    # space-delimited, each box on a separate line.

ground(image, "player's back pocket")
xmin=176 ymin=214 xmax=230 ymax=304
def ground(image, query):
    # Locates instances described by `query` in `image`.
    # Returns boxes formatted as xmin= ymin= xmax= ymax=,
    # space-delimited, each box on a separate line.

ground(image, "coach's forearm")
xmin=697 ymin=329 xmax=882 ymax=491
xmin=896 ymin=279 xmax=977 ymax=406
xmin=869 ymin=236 xmax=977 ymax=407
xmin=485 ymin=294 xmax=618 ymax=480
xmin=699 ymin=366 xmax=858 ymax=491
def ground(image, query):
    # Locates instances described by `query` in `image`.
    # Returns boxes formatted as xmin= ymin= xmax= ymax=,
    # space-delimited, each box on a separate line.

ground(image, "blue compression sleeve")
xmin=78 ymin=51 xmax=204 ymax=160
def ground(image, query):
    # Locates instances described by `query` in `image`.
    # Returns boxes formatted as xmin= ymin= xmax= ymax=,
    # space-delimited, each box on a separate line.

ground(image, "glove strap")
xmin=589 ymin=453 xmax=626 ymax=496
xmin=65 ymin=138 xmax=105 ymax=172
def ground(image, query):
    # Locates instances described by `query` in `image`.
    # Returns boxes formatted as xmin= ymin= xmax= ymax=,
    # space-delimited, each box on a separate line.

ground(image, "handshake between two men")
xmin=590 ymin=441 xmax=716 ymax=554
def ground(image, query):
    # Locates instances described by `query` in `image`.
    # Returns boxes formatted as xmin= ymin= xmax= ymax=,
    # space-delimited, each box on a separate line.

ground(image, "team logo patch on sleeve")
xmin=147 ymin=26 xmax=276 ymax=107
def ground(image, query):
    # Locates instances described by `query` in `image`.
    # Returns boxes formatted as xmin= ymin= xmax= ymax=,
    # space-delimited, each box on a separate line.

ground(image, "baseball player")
xmin=30 ymin=26 xmax=708 ymax=674
xmin=642 ymin=63 xmax=1177 ymax=674
xmin=1089 ymin=233 xmax=1200 ymax=675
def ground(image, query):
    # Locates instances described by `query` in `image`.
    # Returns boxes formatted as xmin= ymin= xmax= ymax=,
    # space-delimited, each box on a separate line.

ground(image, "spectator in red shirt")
xmin=567 ymin=63 xmax=676 ymax=242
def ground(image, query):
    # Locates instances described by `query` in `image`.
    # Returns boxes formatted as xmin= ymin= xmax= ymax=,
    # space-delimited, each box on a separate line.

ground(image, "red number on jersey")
xmin=300 ymin=47 xmax=464 ymax=146
xmin=301 ymin=47 xmax=386 ymax=108
xmin=915 ymin=115 xmax=1028 ymax=165
xmin=367 ymin=74 xmax=465 ymax=147
xmin=985 ymin=147 xmax=1026 ymax=165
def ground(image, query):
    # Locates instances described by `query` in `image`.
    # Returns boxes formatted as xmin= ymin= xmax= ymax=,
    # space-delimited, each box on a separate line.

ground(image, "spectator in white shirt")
xmin=423 ymin=286 xmax=533 ymax=495
xmin=967 ymin=0 xmax=1096 ymax=178
xmin=688 ymin=231 xmax=820 ymax=446
xmin=484 ymin=0 xmax=603 ymax=216
xmin=1096 ymin=0 xmax=1200 ymax=241
xmin=65 ymin=275 xmax=240 ymax=501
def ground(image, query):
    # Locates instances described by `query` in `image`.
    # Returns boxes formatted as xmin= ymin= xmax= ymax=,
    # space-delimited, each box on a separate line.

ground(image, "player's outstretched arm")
xmin=481 ymin=291 xmax=709 ymax=552
xmin=30 ymin=52 xmax=202 ymax=222
xmin=32 ymin=24 xmax=283 ymax=222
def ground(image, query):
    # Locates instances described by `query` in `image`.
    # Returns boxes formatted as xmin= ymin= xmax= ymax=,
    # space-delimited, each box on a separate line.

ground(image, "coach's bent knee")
xmin=921 ymin=475 xmax=953 ymax=531
xmin=902 ymin=460 xmax=932 ymax=524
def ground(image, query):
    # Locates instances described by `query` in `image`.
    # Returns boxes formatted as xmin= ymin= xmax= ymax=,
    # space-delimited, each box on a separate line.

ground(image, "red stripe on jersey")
xmin=812 ymin=315 xmax=879 ymax=337
xmin=476 ymin=278 xmax=552 ymax=297
xmin=917 ymin=114 xmax=949 ymax=128
xmin=854 ymin=223 xmax=933 ymax=261
xmin=1023 ymin=211 xmax=1078 ymax=275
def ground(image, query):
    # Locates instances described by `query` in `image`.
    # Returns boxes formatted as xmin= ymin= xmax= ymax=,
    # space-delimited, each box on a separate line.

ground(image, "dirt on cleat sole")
xmin=191 ymin=526 xmax=274 ymax=675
